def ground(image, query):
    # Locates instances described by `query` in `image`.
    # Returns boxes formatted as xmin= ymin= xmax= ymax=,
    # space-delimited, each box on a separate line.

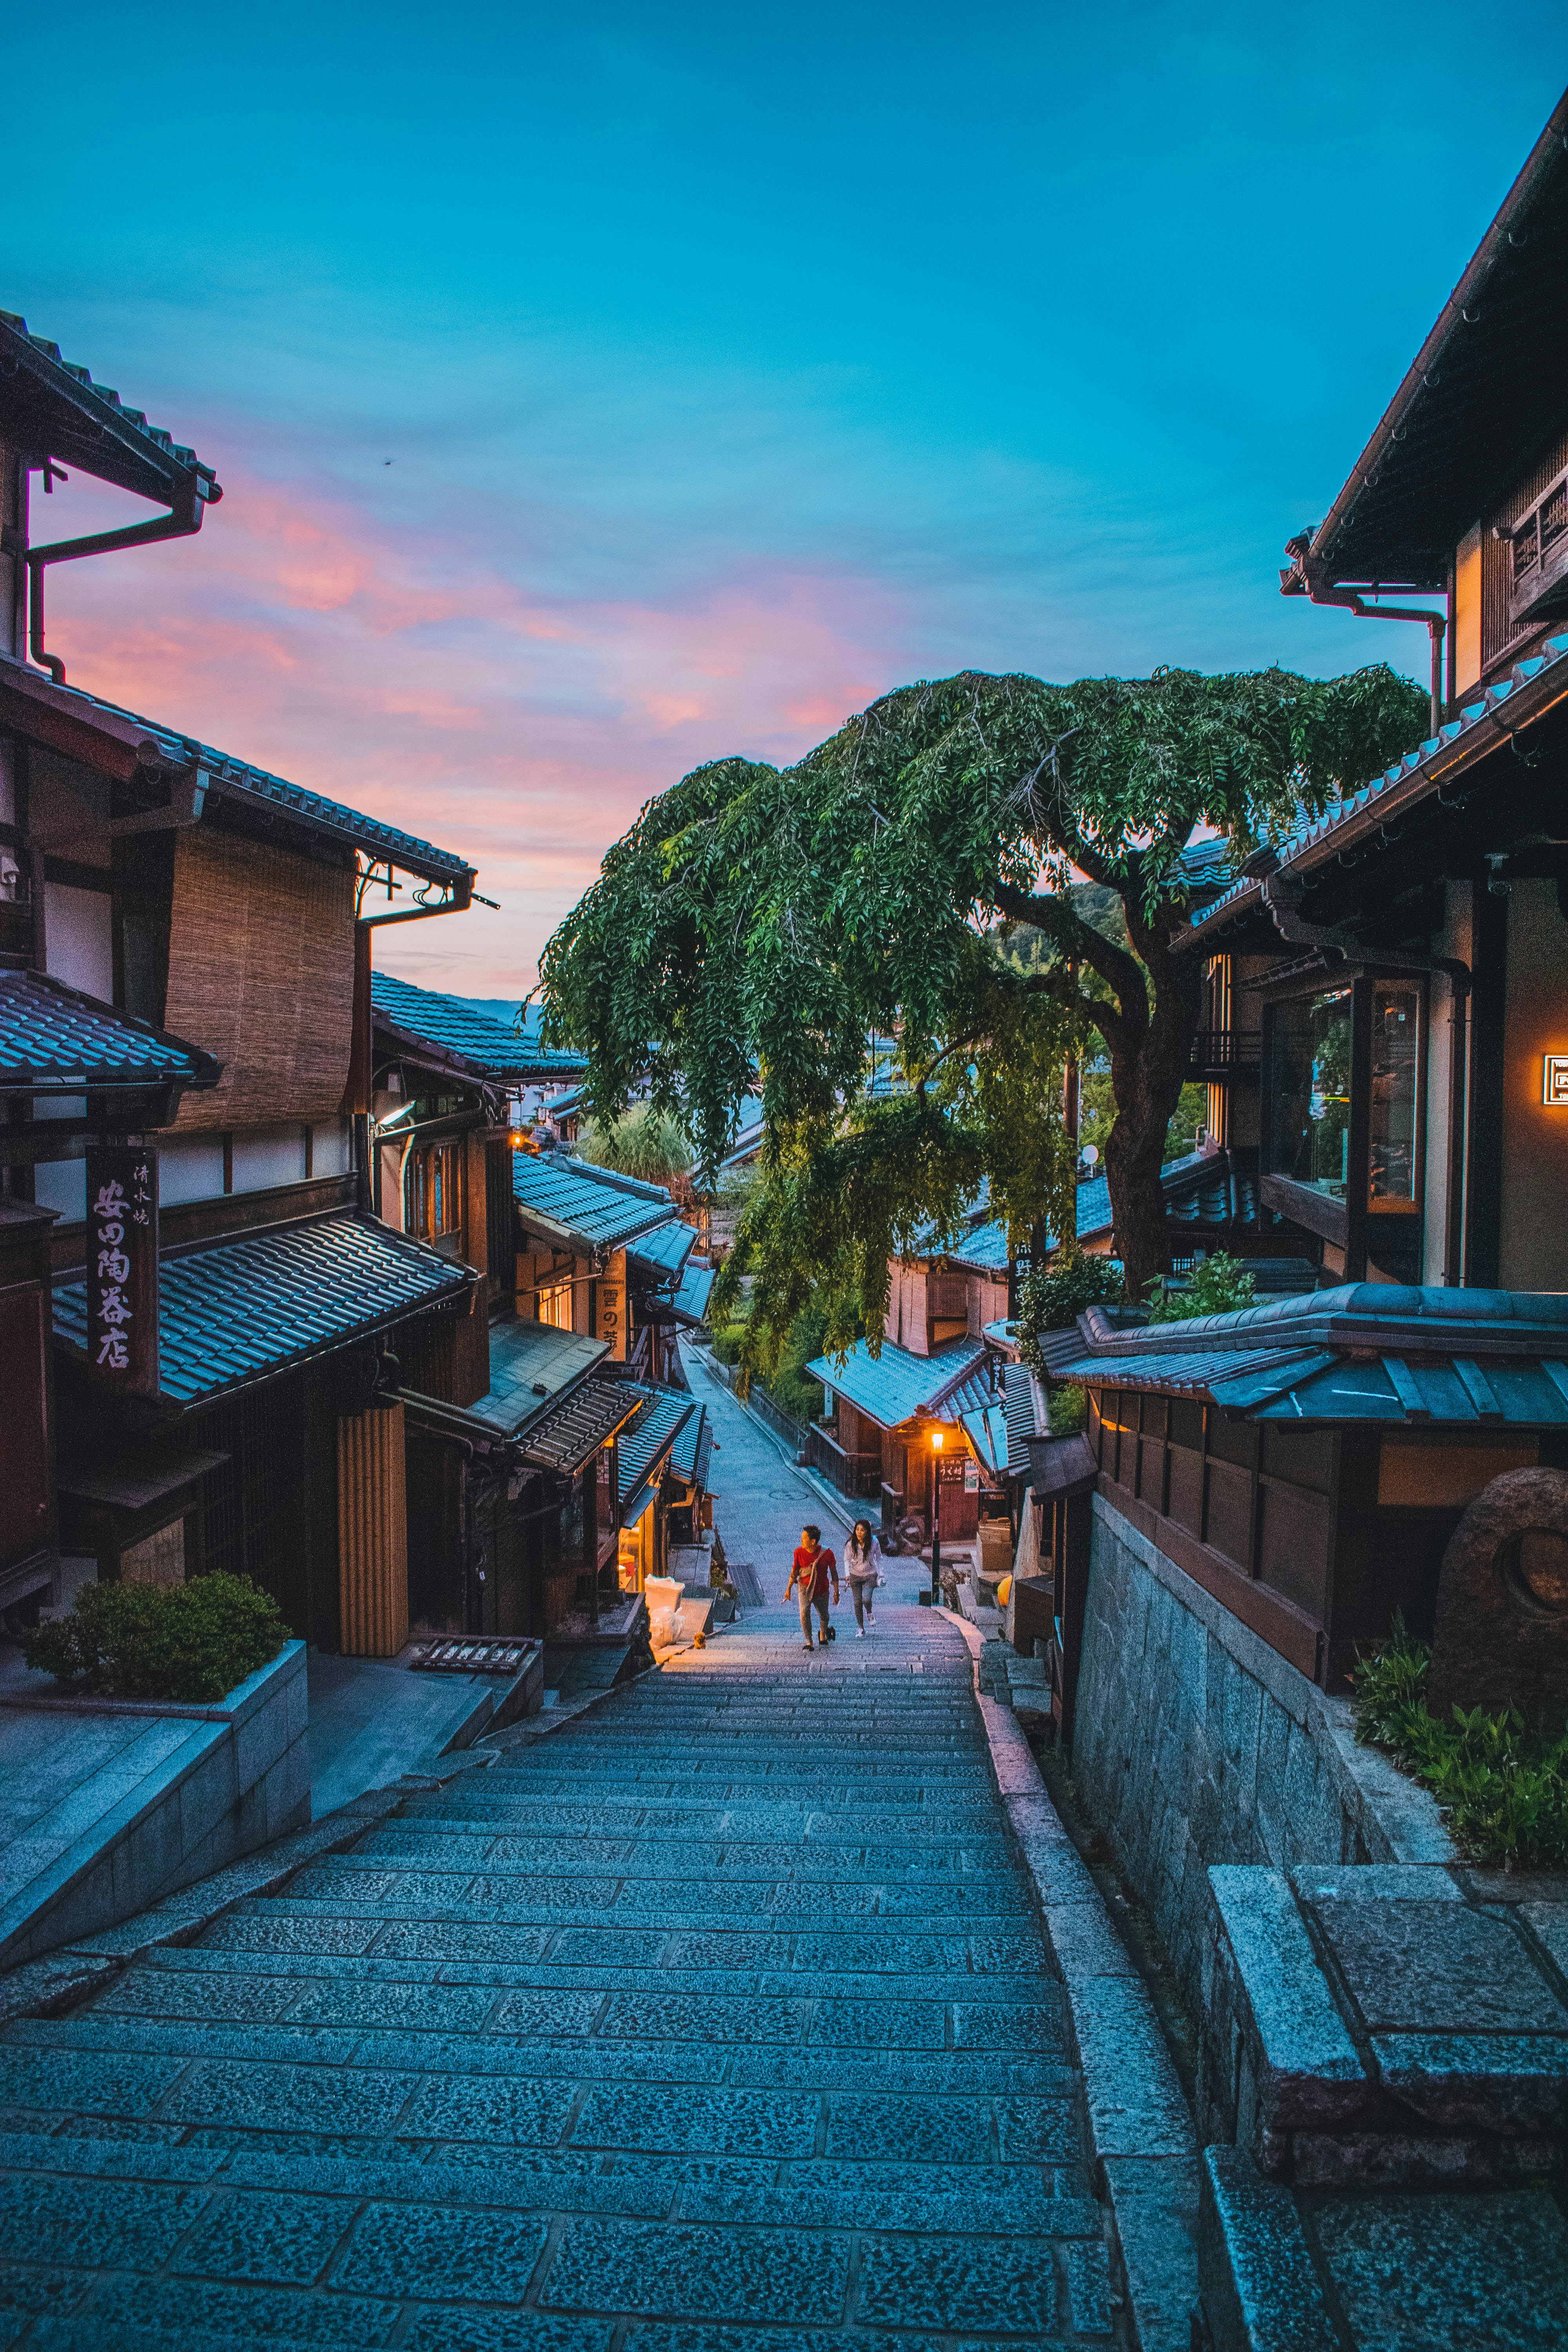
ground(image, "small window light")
xmin=1544 ymin=1056 xmax=1568 ymax=1107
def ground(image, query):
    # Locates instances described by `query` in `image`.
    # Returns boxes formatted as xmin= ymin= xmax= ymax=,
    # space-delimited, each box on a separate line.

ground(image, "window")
xmin=538 ymin=1278 xmax=574 ymax=1331
xmin=405 ymin=1140 xmax=464 ymax=1249
xmin=1505 ymin=465 xmax=1568 ymax=627
xmin=1269 ymin=988 xmax=1352 ymax=1197
xmin=1368 ymin=983 xmax=1421 ymax=1210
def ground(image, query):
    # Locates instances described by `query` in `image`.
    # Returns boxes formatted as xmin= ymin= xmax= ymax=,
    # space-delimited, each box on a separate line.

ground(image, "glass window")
xmin=538 ymin=1278 xmax=574 ymax=1330
xmin=1368 ymin=982 xmax=1421 ymax=1209
xmin=1269 ymin=989 xmax=1352 ymax=1196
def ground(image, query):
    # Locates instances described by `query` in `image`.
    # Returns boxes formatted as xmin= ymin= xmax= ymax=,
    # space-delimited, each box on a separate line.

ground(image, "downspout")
xmin=28 ymin=472 xmax=216 ymax=686
xmin=1280 ymin=536 xmax=1447 ymax=738
xmin=1260 ymin=871 xmax=1472 ymax=1287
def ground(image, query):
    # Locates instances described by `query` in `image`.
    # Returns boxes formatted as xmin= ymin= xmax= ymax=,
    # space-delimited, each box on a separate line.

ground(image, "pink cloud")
xmin=33 ymin=447 xmax=919 ymax=997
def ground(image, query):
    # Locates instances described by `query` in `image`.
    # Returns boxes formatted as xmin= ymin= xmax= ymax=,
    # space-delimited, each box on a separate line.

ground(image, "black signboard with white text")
xmin=85 ymin=1145 xmax=159 ymax=1395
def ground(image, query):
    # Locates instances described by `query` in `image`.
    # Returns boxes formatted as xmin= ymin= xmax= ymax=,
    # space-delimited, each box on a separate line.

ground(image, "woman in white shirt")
xmin=844 ymin=1519 xmax=882 ymax=1635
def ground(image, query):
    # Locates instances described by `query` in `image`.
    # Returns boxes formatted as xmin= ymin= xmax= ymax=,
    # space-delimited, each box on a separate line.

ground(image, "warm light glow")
xmin=931 ymin=1429 xmax=944 ymax=1451
xmin=510 ymin=1131 xmax=525 ymax=1147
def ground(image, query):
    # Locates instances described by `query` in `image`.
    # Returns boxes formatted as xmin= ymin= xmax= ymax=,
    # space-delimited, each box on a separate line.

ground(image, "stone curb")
xmin=0 ymin=1746 xmax=501 ymax=2025
xmin=944 ymin=1607 xmax=1200 ymax=2352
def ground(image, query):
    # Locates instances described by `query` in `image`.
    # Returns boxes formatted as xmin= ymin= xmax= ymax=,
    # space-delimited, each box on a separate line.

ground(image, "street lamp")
xmin=930 ymin=1428 xmax=944 ymax=1604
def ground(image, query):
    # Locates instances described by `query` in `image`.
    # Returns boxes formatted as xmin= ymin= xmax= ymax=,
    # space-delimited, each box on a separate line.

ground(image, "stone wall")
xmin=1071 ymin=1493 xmax=1452 ymax=2007
xmin=0 ymin=1640 xmax=310 ymax=1968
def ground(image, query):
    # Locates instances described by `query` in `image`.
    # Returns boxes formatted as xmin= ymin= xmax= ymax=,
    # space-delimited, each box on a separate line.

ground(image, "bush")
xmin=1047 ymin=1383 xmax=1088 ymax=1439
xmin=1353 ymin=1621 xmax=1568 ymax=1869
xmin=711 ymin=1320 xmax=750 ymax=1367
xmin=1015 ymin=1254 xmax=1123 ymax=1375
xmin=1144 ymin=1251 xmax=1258 ymax=1325
xmin=23 ymin=1572 xmax=289 ymax=1704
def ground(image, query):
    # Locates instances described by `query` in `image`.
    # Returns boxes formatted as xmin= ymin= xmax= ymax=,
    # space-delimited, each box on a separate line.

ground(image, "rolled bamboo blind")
xmin=163 ymin=830 xmax=356 ymax=1131
xmin=336 ymin=1400 xmax=410 ymax=1657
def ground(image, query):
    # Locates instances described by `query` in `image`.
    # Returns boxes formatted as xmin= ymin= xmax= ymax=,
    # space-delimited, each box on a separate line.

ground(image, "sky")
xmin=9 ymin=4 xmax=1565 ymax=995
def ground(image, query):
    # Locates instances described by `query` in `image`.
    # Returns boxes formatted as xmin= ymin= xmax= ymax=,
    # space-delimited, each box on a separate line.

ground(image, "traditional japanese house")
xmin=0 ymin=310 xmax=488 ymax=1656
xmin=1183 ymin=91 xmax=1568 ymax=1295
xmin=511 ymin=1149 xmax=709 ymax=1386
xmin=0 ymin=971 xmax=219 ymax=1624
xmin=1018 ymin=91 xmax=1568 ymax=2013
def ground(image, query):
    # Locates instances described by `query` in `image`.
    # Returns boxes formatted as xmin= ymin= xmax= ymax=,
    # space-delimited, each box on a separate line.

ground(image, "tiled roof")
xmin=0 ymin=659 xmax=472 ymax=888
xmin=512 ymin=1154 xmax=675 ymax=1252
xmin=1050 ymin=1283 xmax=1568 ymax=1426
xmin=664 ymin=1259 xmax=717 ymax=1329
xmin=627 ymin=1219 xmax=699 ymax=1283
xmin=948 ymin=1219 xmax=1010 ymax=1274
xmin=449 ymin=1317 xmax=609 ymax=1443
xmin=615 ymin=1381 xmax=696 ymax=1508
xmin=944 ymin=1364 xmax=1011 ymax=1477
xmin=0 ymin=972 xmax=220 ymax=1093
xmin=53 ymin=1212 xmax=471 ymax=1408
xmin=372 ymin=972 xmax=588 ymax=1080
xmin=1004 ymin=1363 xmax=1044 ymax=1477
xmin=0 ymin=310 xmax=217 ymax=495
xmin=520 ymin=1376 xmax=644 ymax=1475
xmin=807 ymin=1335 xmax=988 ymax=1432
xmin=1189 ymin=633 xmax=1568 ymax=946
xmin=670 ymin=1400 xmax=711 ymax=1490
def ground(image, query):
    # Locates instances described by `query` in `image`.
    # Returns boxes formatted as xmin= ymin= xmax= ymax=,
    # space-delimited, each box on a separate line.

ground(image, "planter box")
xmin=0 ymin=1640 xmax=309 ymax=1969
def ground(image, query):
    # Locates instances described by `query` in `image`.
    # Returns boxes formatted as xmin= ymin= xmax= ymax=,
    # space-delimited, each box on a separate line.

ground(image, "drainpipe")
xmin=27 ymin=472 xmax=215 ymax=686
xmin=1280 ymin=535 xmax=1447 ymax=738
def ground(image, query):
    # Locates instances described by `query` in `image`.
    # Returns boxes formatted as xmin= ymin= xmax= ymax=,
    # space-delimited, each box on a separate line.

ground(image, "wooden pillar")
xmin=336 ymin=1400 xmax=409 ymax=1655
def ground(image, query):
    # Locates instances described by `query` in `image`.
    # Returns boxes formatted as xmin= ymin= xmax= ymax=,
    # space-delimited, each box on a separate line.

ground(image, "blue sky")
xmin=10 ymin=5 xmax=1564 ymax=989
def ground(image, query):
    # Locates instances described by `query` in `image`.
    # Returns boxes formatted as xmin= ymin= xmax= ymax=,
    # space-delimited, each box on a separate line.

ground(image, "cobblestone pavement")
xmin=0 ymin=1365 xmax=1121 ymax=2351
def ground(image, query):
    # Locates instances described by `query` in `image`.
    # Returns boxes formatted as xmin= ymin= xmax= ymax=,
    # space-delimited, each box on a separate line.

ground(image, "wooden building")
xmin=0 ymin=310 xmax=489 ymax=1657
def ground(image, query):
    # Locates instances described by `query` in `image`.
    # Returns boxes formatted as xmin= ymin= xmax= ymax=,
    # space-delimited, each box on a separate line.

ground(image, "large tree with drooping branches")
xmin=540 ymin=662 xmax=1426 ymax=1354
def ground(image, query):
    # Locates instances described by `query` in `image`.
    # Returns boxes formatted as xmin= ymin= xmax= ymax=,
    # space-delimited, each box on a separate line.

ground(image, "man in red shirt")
xmin=786 ymin=1524 xmax=838 ymax=1652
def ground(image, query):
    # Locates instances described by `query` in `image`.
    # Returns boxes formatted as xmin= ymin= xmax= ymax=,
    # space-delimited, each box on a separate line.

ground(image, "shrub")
xmin=23 ymin=1572 xmax=289 ymax=1704
xmin=1047 ymin=1383 xmax=1088 ymax=1439
xmin=711 ymin=1320 xmax=750 ymax=1367
xmin=1143 ymin=1251 xmax=1258 ymax=1325
xmin=1353 ymin=1621 xmax=1568 ymax=1869
xmin=1015 ymin=1254 xmax=1123 ymax=1374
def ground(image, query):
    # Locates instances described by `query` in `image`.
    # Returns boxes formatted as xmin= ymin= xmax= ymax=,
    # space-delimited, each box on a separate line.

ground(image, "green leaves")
xmin=540 ymin=658 xmax=1429 ymax=1341
xmin=1353 ymin=1628 xmax=1568 ymax=1869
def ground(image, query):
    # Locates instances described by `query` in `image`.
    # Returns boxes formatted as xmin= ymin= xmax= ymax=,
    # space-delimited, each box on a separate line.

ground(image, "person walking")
xmin=786 ymin=1524 xmax=838 ymax=1653
xmin=844 ymin=1518 xmax=882 ymax=1635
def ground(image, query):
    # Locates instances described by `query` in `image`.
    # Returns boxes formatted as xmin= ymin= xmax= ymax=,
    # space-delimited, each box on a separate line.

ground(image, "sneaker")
xmin=802 ymin=1643 xmax=814 ymax=1653
xmin=856 ymin=1627 xmax=865 ymax=1638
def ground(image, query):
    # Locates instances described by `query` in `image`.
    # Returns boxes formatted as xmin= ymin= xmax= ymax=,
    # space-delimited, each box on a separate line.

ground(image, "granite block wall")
xmin=1071 ymin=1495 xmax=1452 ymax=2009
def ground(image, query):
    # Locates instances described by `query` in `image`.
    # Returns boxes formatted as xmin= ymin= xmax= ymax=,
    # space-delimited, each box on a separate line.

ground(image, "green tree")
xmin=541 ymin=664 xmax=1426 ymax=1334
xmin=576 ymin=1103 xmax=694 ymax=1187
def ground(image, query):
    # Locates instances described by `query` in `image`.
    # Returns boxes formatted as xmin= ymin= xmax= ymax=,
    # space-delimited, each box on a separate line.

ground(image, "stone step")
xmin=354 ymin=1828 xmax=1020 ymax=1878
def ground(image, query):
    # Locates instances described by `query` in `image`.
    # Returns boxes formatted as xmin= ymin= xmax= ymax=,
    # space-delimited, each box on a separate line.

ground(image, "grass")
xmin=1353 ymin=1622 xmax=1568 ymax=1869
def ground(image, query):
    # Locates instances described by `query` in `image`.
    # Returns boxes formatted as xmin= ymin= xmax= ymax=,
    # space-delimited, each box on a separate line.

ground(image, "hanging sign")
xmin=85 ymin=1144 xmax=159 ymax=1394
xmin=594 ymin=1250 xmax=627 ymax=1360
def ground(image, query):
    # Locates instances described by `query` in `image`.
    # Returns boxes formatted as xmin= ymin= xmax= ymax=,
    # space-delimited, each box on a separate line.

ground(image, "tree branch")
xmin=992 ymin=880 xmax=1147 ymax=1035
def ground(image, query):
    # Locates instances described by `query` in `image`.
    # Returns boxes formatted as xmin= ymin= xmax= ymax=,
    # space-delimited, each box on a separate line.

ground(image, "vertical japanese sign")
xmin=86 ymin=1144 xmax=159 ymax=1394
xmin=594 ymin=1249 xmax=627 ymax=1360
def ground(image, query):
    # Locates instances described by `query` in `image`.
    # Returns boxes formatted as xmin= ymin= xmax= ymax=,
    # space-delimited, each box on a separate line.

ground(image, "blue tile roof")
xmin=1 ymin=663 xmax=472 ymax=887
xmin=949 ymin=1219 xmax=1011 ymax=1274
xmin=626 ymin=1219 xmax=699 ymax=1283
xmin=664 ymin=1259 xmax=717 ymax=1329
xmin=0 ymin=973 xmax=220 ymax=1094
xmin=615 ymin=1381 xmax=696 ymax=1508
xmin=372 ymin=972 xmax=588 ymax=1080
xmin=944 ymin=1364 xmax=1011 ymax=1477
xmin=1189 ymin=632 xmax=1568 ymax=945
xmin=512 ymin=1154 xmax=675 ymax=1252
xmin=53 ymin=1212 xmax=471 ymax=1407
xmin=807 ymin=1335 xmax=988 ymax=1432
xmin=1050 ymin=1284 xmax=1568 ymax=1426
xmin=1 ymin=310 xmax=217 ymax=494
xmin=670 ymin=1399 xmax=711 ymax=1487
xmin=448 ymin=1316 xmax=609 ymax=1441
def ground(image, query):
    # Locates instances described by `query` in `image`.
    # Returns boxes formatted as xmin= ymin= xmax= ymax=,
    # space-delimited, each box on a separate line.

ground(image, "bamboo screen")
xmin=163 ymin=829 xmax=356 ymax=1131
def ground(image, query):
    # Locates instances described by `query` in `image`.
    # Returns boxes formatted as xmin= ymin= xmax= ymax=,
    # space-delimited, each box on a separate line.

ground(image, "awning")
xmin=53 ymin=1212 xmax=472 ymax=1408
xmin=512 ymin=1152 xmax=674 ymax=1252
xmin=627 ymin=1218 xmax=698 ymax=1284
xmin=616 ymin=1381 xmax=695 ymax=1509
xmin=520 ymin=1379 xmax=646 ymax=1476
xmin=645 ymin=1257 xmax=716 ymax=1330
xmin=806 ymin=1335 xmax=986 ymax=1433
xmin=0 ymin=971 xmax=221 ymax=1098
xmin=943 ymin=1365 xmax=1011 ymax=1479
xmin=670 ymin=1401 xmax=712 ymax=1494
xmin=404 ymin=1317 xmax=608 ymax=1447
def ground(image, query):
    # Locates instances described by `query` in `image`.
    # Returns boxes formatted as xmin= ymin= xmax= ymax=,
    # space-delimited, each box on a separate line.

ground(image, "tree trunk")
xmin=1102 ymin=911 xmax=1202 ymax=1299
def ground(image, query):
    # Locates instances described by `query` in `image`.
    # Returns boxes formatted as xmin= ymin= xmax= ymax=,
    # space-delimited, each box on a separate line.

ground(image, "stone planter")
xmin=0 ymin=1639 xmax=309 ymax=1969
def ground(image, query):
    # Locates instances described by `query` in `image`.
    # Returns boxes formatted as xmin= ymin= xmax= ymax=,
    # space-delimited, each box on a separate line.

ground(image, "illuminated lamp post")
xmin=930 ymin=1427 xmax=944 ymax=1605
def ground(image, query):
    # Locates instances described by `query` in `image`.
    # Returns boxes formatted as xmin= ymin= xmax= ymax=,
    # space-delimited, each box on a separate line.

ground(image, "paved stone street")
xmin=0 ymin=1363 xmax=1121 ymax=2351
